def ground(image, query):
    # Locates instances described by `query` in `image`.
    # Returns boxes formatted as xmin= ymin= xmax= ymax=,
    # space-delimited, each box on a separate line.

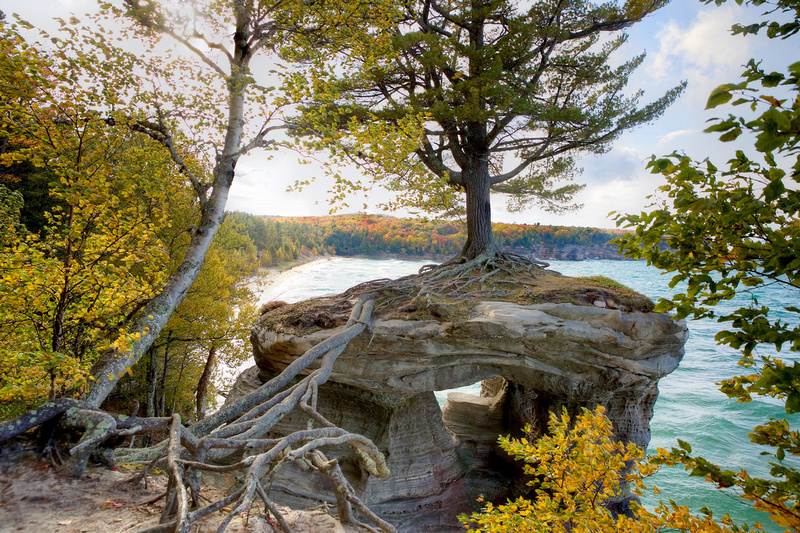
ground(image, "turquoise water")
xmin=257 ymin=257 xmax=797 ymax=530
xmin=546 ymin=260 xmax=796 ymax=531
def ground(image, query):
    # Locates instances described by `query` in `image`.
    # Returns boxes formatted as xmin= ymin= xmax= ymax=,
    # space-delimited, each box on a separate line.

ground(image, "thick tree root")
xmin=0 ymin=398 xmax=95 ymax=444
xmin=0 ymin=398 xmax=173 ymax=477
xmin=136 ymin=297 xmax=392 ymax=533
xmin=343 ymin=250 xmax=549 ymax=315
xmin=0 ymin=297 xmax=393 ymax=532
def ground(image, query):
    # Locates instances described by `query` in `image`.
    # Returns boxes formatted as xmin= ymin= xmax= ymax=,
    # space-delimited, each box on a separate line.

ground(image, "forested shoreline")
xmin=232 ymin=212 xmax=630 ymax=266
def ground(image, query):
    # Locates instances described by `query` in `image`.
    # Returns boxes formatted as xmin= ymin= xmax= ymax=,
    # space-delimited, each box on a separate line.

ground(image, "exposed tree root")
xmin=0 ymin=297 xmax=394 ymax=533
xmin=0 ymin=254 xmax=555 ymax=532
xmin=343 ymin=250 xmax=549 ymax=316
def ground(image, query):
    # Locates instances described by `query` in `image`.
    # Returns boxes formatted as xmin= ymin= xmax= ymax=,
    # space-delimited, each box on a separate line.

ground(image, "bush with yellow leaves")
xmin=460 ymin=406 xmax=763 ymax=532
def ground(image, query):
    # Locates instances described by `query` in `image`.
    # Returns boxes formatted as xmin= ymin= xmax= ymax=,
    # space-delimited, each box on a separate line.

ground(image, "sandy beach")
xmin=245 ymin=256 xmax=329 ymax=306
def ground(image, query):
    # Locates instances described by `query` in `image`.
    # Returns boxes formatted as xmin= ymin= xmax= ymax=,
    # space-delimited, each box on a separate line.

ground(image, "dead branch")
xmin=309 ymin=451 xmax=395 ymax=533
xmin=256 ymin=482 xmax=293 ymax=533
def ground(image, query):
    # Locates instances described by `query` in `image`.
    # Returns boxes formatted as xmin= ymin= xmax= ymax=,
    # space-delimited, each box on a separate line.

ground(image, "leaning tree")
xmin=0 ymin=2 xmax=399 ymax=531
xmin=288 ymin=0 xmax=685 ymax=260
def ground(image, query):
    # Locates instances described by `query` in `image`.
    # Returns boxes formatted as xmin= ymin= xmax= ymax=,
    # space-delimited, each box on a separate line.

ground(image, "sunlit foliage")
xmin=462 ymin=407 xmax=763 ymax=532
xmin=115 ymin=216 xmax=259 ymax=422
xmin=0 ymin=26 xmax=190 ymax=414
xmin=0 ymin=21 xmax=259 ymax=421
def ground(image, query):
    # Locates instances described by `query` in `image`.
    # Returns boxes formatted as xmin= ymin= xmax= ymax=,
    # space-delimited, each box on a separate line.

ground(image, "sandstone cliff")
xmin=229 ymin=284 xmax=687 ymax=531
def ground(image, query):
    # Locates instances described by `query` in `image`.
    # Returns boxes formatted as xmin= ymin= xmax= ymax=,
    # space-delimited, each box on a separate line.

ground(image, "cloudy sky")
xmin=10 ymin=0 xmax=786 ymax=229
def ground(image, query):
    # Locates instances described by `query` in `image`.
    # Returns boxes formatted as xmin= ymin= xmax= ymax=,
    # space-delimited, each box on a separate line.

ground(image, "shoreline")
xmin=243 ymin=248 xmax=640 ymax=306
xmin=307 ymin=246 xmax=632 ymax=263
xmin=245 ymin=255 xmax=329 ymax=305
xmin=244 ymin=254 xmax=442 ymax=308
xmin=339 ymin=252 xmax=449 ymax=262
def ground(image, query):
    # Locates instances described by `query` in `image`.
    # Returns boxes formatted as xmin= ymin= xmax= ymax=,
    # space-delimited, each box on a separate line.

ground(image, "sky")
xmin=7 ymin=0 xmax=790 ymax=229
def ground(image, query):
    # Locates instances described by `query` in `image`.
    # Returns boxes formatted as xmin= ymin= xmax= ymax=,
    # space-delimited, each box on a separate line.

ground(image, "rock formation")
xmin=232 ymin=297 xmax=687 ymax=531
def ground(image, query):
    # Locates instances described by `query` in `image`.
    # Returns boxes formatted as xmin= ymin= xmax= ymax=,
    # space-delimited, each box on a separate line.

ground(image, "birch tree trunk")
xmin=85 ymin=0 xmax=253 ymax=407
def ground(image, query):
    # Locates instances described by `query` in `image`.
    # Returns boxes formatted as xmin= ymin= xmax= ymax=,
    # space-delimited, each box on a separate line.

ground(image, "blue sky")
xmin=10 ymin=0 xmax=788 ymax=229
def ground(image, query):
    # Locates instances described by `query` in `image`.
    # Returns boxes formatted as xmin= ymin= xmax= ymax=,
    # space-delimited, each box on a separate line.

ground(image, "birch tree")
xmin=72 ymin=0 xmax=295 ymax=406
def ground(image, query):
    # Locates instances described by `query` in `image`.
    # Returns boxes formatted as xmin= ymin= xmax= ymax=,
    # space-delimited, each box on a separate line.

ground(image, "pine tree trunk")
xmin=459 ymin=157 xmax=496 ymax=260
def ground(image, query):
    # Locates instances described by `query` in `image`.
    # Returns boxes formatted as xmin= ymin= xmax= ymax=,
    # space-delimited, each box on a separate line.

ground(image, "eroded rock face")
xmin=243 ymin=301 xmax=687 ymax=530
xmin=225 ymin=366 xmax=469 ymax=532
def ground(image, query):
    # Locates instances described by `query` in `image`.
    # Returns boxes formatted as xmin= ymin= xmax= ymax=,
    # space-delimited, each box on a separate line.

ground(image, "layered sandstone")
xmin=234 ymin=299 xmax=687 ymax=530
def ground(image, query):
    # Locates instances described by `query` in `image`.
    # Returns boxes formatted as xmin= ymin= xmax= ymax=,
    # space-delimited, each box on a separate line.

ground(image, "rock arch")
xmin=232 ymin=300 xmax=687 ymax=531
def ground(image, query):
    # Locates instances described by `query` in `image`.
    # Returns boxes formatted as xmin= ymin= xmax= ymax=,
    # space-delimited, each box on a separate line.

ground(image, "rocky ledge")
xmin=233 ymin=297 xmax=687 ymax=531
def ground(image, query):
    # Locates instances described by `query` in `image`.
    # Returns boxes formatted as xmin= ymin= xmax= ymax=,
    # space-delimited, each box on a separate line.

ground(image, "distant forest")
xmin=227 ymin=212 xmax=625 ymax=268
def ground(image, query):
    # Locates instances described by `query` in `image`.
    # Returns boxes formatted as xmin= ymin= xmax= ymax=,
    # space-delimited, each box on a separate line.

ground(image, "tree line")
xmin=233 ymin=213 xmax=627 ymax=265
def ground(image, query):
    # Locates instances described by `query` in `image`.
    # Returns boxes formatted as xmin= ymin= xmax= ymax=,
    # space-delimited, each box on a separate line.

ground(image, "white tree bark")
xmin=86 ymin=0 xmax=256 ymax=407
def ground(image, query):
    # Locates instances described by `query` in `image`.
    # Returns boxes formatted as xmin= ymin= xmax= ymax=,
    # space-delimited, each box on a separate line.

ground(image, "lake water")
xmin=250 ymin=256 xmax=796 ymax=530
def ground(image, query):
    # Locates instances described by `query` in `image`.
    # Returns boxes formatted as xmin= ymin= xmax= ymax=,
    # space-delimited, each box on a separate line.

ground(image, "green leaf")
xmin=719 ymin=128 xmax=742 ymax=142
xmin=786 ymin=394 xmax=800 ymax=414
xmin=689 ymin=467 xmax=706 ymax=477
xmin=762 ymin=72 xmax=785 ymax=87
xmin=706 ymin=85 xmax=735 ymax=109
xmin=764 ymin=177 xmax=786 ymax=203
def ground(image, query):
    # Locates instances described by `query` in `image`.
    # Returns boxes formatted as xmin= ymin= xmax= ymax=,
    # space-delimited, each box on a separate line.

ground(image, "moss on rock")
xmin=257 ymin=260 xmax=654 ymax=336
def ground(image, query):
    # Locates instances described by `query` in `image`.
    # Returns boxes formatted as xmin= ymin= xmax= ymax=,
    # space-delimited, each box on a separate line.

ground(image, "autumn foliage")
xmin=235 ymin=213 xmax=627 ymax=266
xmin=0 ymin=25 xmax=260 ymax=419
xmin=462 ymin=407 xmax=763 ymax=533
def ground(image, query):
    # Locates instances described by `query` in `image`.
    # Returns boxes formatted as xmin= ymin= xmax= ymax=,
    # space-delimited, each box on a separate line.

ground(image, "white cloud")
xmin=657 ymin=129 xmax=698 ymax=145
xmin=491 ymin=162 xmax=668 ymax=230
xmin=581 ymin=146 xmax=644 ymax=184
xmin=647 ymin=6 xmax=751 ymax=102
